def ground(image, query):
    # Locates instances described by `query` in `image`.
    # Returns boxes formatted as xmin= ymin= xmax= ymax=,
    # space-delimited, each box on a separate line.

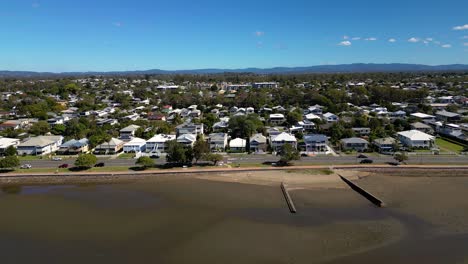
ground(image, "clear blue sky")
xmin=1 ymin=0 xmax=467 ymax=72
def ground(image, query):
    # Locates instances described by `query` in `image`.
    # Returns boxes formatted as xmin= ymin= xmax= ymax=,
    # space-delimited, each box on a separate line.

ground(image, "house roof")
xmin=373 ymin=137 xmax=396 ymax=145
xmin=177 ymin=134 xmax=196 ymax=143
xmin=410 ymin=112 xmax=435 ymax=119
xmin=124 ymin=137 xmax=146 ymax=146
xmin=411 ymin=122 xmax=432 ymax=129
xmin=209 ymin=133 xmax=227 ymax=141
xmin=147 ymin=134 xmax=176 ymax=143
xmin=272 ymin=132 xmax=297 ymax=143
xmin=436 ymin=110 xmax=460 ymax=118
xmin=250 ymin=133 xmax=267 ymax=143
xmin=304 ymin=134 xmax=327 ymax=142
xmin=18 ymin=136 xmax=63 ymax=148
xmin=61 ymin=138 xmax=89 ymax=148
xmin=120 ymin=125 xmax=140 ymax=132
xmin=341 ymin=137 xmax=369 ymax=144
xmin=229 ymin=138 xmax=246 ymax=148
xmin=96 ymin=138 xmax=124 ymax=148
xmin=0 ymin=137 xmax=20 ymax=148
xmin=397 ymin=130 xmax=435 ymax=141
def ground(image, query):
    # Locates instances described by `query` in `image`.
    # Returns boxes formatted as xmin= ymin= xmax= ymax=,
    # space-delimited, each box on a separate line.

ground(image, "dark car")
xmin=357 ymin=154 xmax=368 ymax=159
xmin=360 ymin=159 xmax=373 ymax=164
xmin=387 ymin=162 xmax=399 ymax=166
xmin=94 ymin=162 xmax=105 ymax=167
xmin=58 ymin=164 xmax=69 ymax=168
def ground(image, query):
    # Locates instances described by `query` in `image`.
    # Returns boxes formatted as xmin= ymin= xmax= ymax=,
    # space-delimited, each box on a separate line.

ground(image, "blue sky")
xmin=1 ymin=0 xmax=467 ymax=72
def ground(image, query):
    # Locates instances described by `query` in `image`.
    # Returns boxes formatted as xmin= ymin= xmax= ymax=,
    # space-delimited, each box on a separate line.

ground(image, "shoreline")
xmin=2 ymin=165 xmax=468 ymax=186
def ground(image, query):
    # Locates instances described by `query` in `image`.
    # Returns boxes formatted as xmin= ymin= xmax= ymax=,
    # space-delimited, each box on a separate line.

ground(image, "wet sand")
xmin=0 ymin=170 xmax=467 ymax=263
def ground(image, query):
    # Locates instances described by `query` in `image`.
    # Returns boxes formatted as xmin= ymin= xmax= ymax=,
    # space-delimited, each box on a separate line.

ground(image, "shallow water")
xmin=0 ymin=176 xmax=467 ymax=264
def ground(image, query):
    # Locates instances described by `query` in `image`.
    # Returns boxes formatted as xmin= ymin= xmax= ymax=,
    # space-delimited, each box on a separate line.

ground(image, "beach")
xmin=0 ymin=168 xmax=467 ymax=263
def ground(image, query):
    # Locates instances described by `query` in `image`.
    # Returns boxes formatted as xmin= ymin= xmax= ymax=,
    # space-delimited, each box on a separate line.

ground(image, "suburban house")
xmin=0 ymin=137 xmax=20 ymax=155
xmin=269 ymin=114 xmax=286 ymax=126
xmin=397 ymin=130 xmax=435 ymax=149
xmin=123 ymin=137 xmax=147 ymax=153
xmin=297 ymin=120 xmax=315 ymax=131
xmin=249 ymin=133 xmax=267 ymax=153
xmin=352 ymin=127 xmax=371 ymax=137
xmin=119 ymin=125 xmax=141 ymax=140
xmin=271 ymin=132 xmax=297 ymax=152
xmin=57 ymin=138 xmax=89 ymax=155
xmin=17 ymin=136 xmax=64 ymax=156
xmin=252 ymin=82 xmax=278 ymax=89
xmin=438 ymin=124 xmax=467 ymax=141
xmin=176 ymin=134 xmax=197 ymax=147
xmin=410 ymin=113 xmax=436 ymax=124
xmin=145 ymin=134 xmax=176 ymax=154
xmin=94 ymin=138 xmax=124 ymax=154
xmin=435 ymin=110 xmax=461 ymax=123
xmin=373 ymin=137 xmax=397 ymax=154
xmin=176 ymin=122 xmax=204 ymax=137
xmin=304 ymin=113 xmax=321 ymax=122
xmin=340 ymin=137 xmax=369 ymax=152
xmin=410 ymin=122 xmax=434 ymax=134
xmin=208 ymin=133 xmax=228 ymax=152
xmin=304 ymin=134 xmax=328 ymax=153
xmin=229 ymin=138 xmax=246 ymax=152
xmin=0 ymin=120 xmax=23 ymax=131
xmin=322 ymin=112 xmax=339 ymax=123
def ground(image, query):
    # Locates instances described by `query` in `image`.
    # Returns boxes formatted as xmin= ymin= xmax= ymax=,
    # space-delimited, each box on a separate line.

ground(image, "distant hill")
xmin=1 ymin=63 xmax=468 ymax=77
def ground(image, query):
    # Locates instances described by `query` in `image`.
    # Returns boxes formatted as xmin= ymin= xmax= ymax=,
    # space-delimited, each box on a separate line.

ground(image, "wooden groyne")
xmin=339 ymin=175 xmax=386 ymax=208
xmin=281 ymin=182 xmax=297 ymax=213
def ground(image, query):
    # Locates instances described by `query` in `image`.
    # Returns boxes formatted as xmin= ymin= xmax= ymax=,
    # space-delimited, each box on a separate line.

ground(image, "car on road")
xmin=94 ymin=162 xmax=105 ymax=167
xmin=20 ymin=164 xmax=32 ymax=169
xmin=360 ymin=159 xmax=373 ymax=164
xmin=52 ymin=157 xmax=63 ymax=161
xmin=58 ymin=164 xmax=69 ymax=169
xmin=387 ymin=162 xmax=399 ymax=166
xmin=357 ymin=154 xmax=368 ymax=159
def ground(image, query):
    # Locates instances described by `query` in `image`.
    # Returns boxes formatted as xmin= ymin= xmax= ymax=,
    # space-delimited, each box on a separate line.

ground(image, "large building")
xmin=17 ymin=136 xmax=64 ymax=156
xmin=397 ymin=130 xmax=435 ymax=149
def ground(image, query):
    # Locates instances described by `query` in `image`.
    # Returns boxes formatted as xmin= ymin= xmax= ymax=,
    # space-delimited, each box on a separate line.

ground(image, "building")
xmin=0 ymin=137 xmax=20 ymax=155
xmin=94 ymin=138 xmax=125 ymax=154
xmin=271 ymin=132 xmax=297 ymax=152
xmin=0 ymin=120 xmax=22 ymax=131
xmin=208 ymin=133 xmax=228 ymax=152
xmin=176 ymin=122 xmax=204 ymax=137
xmin=322 ymin=112 xmax=339 ymax=123
xmin=252 ymin=82 xmax=278 ymax=89
xmin=435 ymin=110 xmax=461 ymax=123
xmin=145 ymin=134 xmax=176 ymax=154
xmin=352 ymin=127 xmax=371 ymax=137
xmin=123 ymin=137 xmax=147 ymax=153
xmin=229 ymin=138 xmax=246 ymax=152
xmin=57 ymin=138 xmax=89 ymax=155
xmin=269 ymin=114 xmax=286 ymax=126
xmin=17 ymin=136 xmax=64 ymax=156
xmin=304 ymin=134 xmax=328 ymax=153
xmin=410 ymin=113 xmax=436 ymax=123
xmin=119 ymin=125 xmax=141 ymax=140
xmin=373 ymin=137 xmax=397 ymax=154
xmin=410 ymin=122 xmax=434 ymax=134
xmin=397 ymin=130 xmax=435 ymax=149
xmin=249 ymin=133 xmax=267 ymax=153
xmin=340 ymin=137 xmax=369 ymax=152
xmin=176 ymin=134 xmax=197 ymax=147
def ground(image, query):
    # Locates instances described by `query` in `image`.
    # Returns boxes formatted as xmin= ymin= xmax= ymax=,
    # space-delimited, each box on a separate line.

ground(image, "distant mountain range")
xmin=1 ymin=63 xmax=468 ymax=77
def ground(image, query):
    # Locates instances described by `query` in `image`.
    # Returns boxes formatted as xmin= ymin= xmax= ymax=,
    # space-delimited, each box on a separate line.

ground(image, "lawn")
xmin=436 ymin=138 xmax=465 ymax=153
xmin=118 ymin=153 xmax=137 ymax=159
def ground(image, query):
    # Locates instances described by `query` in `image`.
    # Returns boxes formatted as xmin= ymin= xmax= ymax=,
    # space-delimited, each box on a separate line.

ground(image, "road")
xmin=20 ymin=154 xmax=468 ymax=169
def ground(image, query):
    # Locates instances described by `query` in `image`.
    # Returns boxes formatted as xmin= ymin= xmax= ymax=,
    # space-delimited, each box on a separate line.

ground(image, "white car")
xmin=20 ymin=164 xmax=32 ymax=169
xmin=52 ymin=157 xmax=62 ymax=161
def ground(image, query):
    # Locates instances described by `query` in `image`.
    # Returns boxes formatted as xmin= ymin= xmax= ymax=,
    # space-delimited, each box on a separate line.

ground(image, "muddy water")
xmin=0 ymin=175 xmax=467 ymax=264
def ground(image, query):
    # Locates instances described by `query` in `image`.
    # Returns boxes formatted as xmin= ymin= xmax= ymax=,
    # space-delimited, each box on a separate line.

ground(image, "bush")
xmin=74 ymin=154 xmax=98 ymax=168
xmin=136 ymin=156 xmax=155 ymax=169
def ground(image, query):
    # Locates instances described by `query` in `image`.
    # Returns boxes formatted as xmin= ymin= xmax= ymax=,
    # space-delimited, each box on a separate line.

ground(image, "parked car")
xmin=58 ymin=164 xmax=69 ymax=169
xmin=360 ymin=159 xmax=373 ymax=164
xmin=52 ymin=157 xmax=63 ymax=161
xmin=357 ymin=154 xmax=368 ymax=159
xmin=20 ymin=164 xmax=32 ymax=169
xmin=387 ymin=162 xmax=399 ymax=166
xmin=94 ymin=162 xmax=105 ymax=167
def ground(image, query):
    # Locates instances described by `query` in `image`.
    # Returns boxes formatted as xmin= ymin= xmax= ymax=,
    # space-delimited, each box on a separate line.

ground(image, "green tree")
xmin=286 ymin=109 xmax=302 ymax=126
xmin=0 ymin=156 xmax=20 ymax=170
xmin=203 ymin=153 xmax=224 ymax=166
xmin=51 ymin=124 xmax=66 ymax=135
xmin=166 ymin=140 xmax=190 ymax=164
xmin=279 ymin=144 xmax=300 ymax=165
xmin=29 ymin=121 xmax=50 ymax=136
xmin=75 ymin=154 xmax=98 ymax=168
xmin=394 ymin=152 xmax=408 ymax=163
xmin=136 ymin=156 xmax=155 ymax=169
xmin=4 ymin=146 xmax=17 ymax=157
xmin=193 ymin=138 xmax=210 ymax=163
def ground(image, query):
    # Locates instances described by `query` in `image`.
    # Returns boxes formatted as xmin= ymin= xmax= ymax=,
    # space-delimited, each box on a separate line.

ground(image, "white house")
xmin=322 ymin=112 xmax=339 ymax=123
xmin=146 ymin=134 xmax=176 ymax=154
xmin=177 ymin=134 xmax=197 ymax=147
xmin=0 ymin=137 xmax=20 ymax=155
xmin=208 ymin=133 xmax=228 ymax=152
xmin=410 ymin=113 xmax=436 ymax=124
xmin=119 ymin=125 xmax=141 ymax=140
xmin=269 ymin=114 xmax=286 ymax=125
xmin=397 ymin=130 xmax=435 ymax=149
xmin=123 ymin=137 xmax=147 ymax=153
xmin=17 ymin=136 xmax=64 ymax=156
xmin=229 ymin=138 xmax=246 ymax=152
xmin=271 ymin=132 xmax=297 ymax=152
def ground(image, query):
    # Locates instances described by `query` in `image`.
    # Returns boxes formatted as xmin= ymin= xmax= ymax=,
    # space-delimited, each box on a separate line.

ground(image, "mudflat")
xmin=0 ymin=169 xmax=467 ymax=264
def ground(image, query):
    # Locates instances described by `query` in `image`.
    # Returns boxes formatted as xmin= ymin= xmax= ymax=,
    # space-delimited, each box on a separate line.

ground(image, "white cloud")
xmin=365 ymin=37 xmax=377 ymax=41
xmin=388 ymin=38 xmax=396 ymax=43
xmin=462 ymin=36 xmax=468 ymax=39
xmin=338 ymin=41 xmax=352 ymax=46
xmin=408 ymin=37 xmax=420 ymax=43
xmin=441 ymin=44 xmax=452 ymax=48
xmin=464 ymin=43 xmax=468 ymax=46
xmin=254 ymin=31 xmax=265 ymax=37
xmin=453 ymin=24 xmax=468 ymax=31
xmin=113 ymin=22 xmax=122 ymax=27
xmin=352 ymin=37 xmax=361 ymax=40
xmin=343 ymin=35 xmax=349 ymax=40
xmin=423 ymin=40 xmax=429 ymax=45
xmin=425 ymin=38 xmax=433 ymax=42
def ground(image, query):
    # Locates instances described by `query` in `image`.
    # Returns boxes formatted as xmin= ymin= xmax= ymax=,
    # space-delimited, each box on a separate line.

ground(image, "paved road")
xmin=20 ymin=154 xmax=468 ymax=169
